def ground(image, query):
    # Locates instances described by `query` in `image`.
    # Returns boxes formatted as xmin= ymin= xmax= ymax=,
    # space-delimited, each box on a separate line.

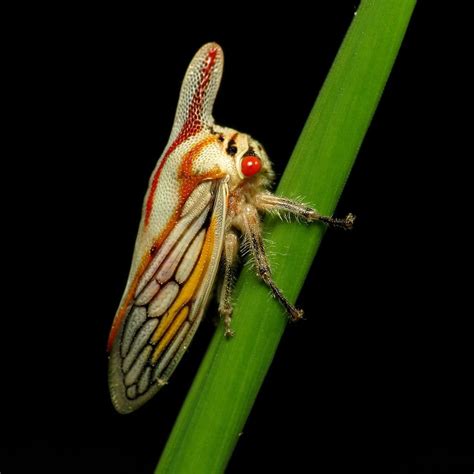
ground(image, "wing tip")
xmin=108 ymin=341 xmax=166 ymax=415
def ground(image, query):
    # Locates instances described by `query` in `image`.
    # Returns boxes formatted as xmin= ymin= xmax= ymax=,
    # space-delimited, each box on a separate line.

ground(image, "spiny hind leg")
xmin=241 ymin=205 xmax=303 ymax=322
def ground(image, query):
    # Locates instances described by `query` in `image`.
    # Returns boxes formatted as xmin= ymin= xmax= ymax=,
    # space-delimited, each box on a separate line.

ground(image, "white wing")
xmin=108 ymin=180 xmax=227 ymax=414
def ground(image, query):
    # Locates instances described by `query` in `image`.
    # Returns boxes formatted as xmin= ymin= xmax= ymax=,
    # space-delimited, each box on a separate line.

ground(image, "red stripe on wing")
xmin=145 ymin=47 xmax=218 ymax=226
xmin=108 ymin=135 xmax=223 ymax=352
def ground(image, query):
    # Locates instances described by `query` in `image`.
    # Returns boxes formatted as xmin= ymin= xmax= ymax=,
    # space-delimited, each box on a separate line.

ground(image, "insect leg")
xmin=242 ymin=205 xmax=303 ymax=321
xmin=256 ymin=193 xmax=355 ymax=229
xmin=218 ymin=230 xmax=239 ymax=337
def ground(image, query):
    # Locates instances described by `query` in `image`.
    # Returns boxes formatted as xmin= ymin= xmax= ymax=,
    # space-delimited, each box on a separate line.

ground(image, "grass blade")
xmin=156 ymin=1 xmax=416 ymax=472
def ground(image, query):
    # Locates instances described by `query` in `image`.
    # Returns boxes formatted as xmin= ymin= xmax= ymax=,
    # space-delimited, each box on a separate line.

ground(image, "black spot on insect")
xmin=218 ymin=134 xmax=224 ymax=142
xmin=243 ymin=147 xmax=255 ymax=157
xmin=150 ymin=245 xmax=157 ymax=255
xmin=226 ymin=139 xmax=238 ymax=156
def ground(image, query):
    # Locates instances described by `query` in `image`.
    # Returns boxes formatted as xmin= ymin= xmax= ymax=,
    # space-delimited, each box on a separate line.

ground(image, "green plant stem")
xmin=156 ymin=1 xmax=416 ymax=472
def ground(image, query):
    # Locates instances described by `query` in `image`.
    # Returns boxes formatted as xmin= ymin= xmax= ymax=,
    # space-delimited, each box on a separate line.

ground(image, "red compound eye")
xmin=241 ymin=155 xmax=262 ymax=177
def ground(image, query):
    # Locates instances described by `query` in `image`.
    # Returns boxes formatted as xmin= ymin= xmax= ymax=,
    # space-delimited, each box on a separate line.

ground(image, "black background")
xmin=2 ymin=2 xmax=472 ymax=473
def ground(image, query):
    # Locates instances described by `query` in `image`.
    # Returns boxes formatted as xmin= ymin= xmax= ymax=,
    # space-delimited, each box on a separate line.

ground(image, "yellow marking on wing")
xmin=151 ymin=305 xmax=189 ymax=364
xmin=108 ymin=137 xmax=220 ymax=352
xmin=150 ymin=217 xmax=216 ymax=348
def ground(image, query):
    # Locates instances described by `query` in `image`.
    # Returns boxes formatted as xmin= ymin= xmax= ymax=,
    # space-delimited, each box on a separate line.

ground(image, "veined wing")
xmin=109 ymin=180 xmax=227 ymax=414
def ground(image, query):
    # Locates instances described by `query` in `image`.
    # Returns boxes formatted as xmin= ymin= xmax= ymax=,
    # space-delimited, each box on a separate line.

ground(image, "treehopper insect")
xmin=108 ymin=43 xmax=354 ymax=414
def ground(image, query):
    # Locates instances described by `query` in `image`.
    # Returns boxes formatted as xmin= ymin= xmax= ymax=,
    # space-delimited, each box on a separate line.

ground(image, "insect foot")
xmin=220 ymin=308 xmax=235 ymax=338
xmin=319 ymin=212 xmax=356 ymax=230
xmin=289 ymin=307 xmax=304 ymax=322
xmin=344 ymin=213 xmax=356 ymax=229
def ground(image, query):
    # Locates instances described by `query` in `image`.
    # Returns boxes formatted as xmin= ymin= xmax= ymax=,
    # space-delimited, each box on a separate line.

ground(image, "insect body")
xmin=108 ymin=43 xmax=354 ymax=413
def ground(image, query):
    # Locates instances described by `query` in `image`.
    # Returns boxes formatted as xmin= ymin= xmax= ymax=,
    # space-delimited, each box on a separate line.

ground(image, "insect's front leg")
xmin=218 ymin=230 xmax=239 ymax=337
xmin=242 ymin=205 xmax=303 ymax=321
xmin=256 ymin=193 xmax=355 ymax=229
